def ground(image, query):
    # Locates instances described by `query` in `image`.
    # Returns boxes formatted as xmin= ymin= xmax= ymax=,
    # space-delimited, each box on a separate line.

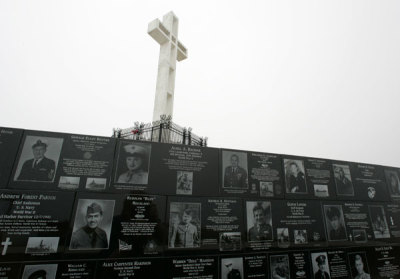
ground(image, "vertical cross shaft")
xmin=148 ymin=11 xmax=188 ymax=122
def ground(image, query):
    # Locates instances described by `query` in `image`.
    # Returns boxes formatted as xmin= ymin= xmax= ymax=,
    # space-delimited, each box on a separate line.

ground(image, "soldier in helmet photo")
xmin=116 ymin=143 xmax=150 ymax=184
xmin=17 ymin=139 xmax=56 ymax=182
xmin=70 ymin=200 xmax=114 ymax=250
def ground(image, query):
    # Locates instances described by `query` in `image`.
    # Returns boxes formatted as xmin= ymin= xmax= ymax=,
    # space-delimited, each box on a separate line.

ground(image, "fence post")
xmin=182 ymin=128 xmax=187 ymax=145
xmin=188 ymin=128 xmax=192 ymax=145
xmin=158 ymin=123 xmax=163 ymax=143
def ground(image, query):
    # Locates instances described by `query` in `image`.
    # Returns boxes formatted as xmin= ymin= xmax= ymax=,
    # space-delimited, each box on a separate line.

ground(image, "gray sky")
xmin=1 ymin=0 xmax=399 ymax=167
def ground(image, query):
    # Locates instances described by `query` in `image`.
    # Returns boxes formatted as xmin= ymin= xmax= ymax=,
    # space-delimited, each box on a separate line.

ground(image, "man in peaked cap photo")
xmin=117 ymin=143 xmax=149 ymax=184
xmin=70 ymin=202 xmax=109 ymax=249
xmin=225 ymin=260 xmax=242 ymax=279
xmin=17 ymin=139 xmax=56 ymax=182
xmin=314 ymin=255 xmax=331 ymax=279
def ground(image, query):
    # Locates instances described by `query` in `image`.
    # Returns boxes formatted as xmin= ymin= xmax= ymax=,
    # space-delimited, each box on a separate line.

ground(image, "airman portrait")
xmin=222 ymin=151 xmax=248 ymax=189
xmin=221 ymin=257 xmax=243 ymax=279
xmin=14 ymin=136 xmax=63 ymax=183
xmin=284 ymin=159 xmax=307 ymax=194
xmin=333 ymin=164 xmax=354 ymax=196
xmin=115 ymin=142 xmax=151 ymax=185
xmin=168 ymin=202 xmax=201 ymax=248
xmin=324 ymin=205 xmax=347 ymax=241
xmin=270 ymin=255 xmax=290 ymax=279
xmin=384 ymin=169 xmax=400 ymax=197
xmin=246 ymin=201 xmax=273 ymax=242
xmin=311 ymin=253 xmax=331 ymax=279
xmin=70 ymin=199 xmax=115 ymax=250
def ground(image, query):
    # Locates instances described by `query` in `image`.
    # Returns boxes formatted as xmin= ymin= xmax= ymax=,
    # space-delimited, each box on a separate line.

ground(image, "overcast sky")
xmin=1 ymin=0 xmax=399 ymax=167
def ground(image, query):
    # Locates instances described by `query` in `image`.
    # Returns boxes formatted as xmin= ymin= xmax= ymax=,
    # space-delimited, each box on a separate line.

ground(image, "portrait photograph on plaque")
xmin=21 ymin=263 xmax=58 ymax=279
xmin=368 ymin=205 xmax=390 ymax=240
xmin=0 ymin=127 xmax=23 ymax=187
xmin=167 ymin=200 xmax=201 ymax=249
xmin=332 ymin=162 xmax=355 ymax=198
xmin=311 ymin=250 xmax=351 ymax=279
xmin=311 ymin=252 xmax=331 ymax=279
xmin=270 ymin=251 xmax=311 ymax=279
xmin=221 ymin=150 xmax=249 ymax=190
xmin=347 ymin=252 xmax=371 ymax=279
xmin=246 ymin=201 xmax=273 ymax=250
xmin=272 ymin=200 xmax=326 ymax=248
xmin=96 ymin=258 xmax=164 ymax=279
xmin=384 ymin=168 xmax=400 ymax=202
xmin=283 ymin=158 xmax=308 ymax=196
xmin=110 ymin=194 xmax=167 ymax=256
xmin=352 ymin=163 xmax=390 ymax=202
xmin=270 ymin=254 xmax=290 ymax=279
xmin=323 ymin=204 xmax=348 ymax=242
xmin=69 ymin=198 xmax=115 ymax=251
xmin=9 ymin=130 xmax=116 ymax=191
xmin=166 ymin=256 xmax=217 ymax=279
xmin=220 ymin=257 xmax=243 ymax=279
xmin=0 ymin=190 xmax=75 ymax=261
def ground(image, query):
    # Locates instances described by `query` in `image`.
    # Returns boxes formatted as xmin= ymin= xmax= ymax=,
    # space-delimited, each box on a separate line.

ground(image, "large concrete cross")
xmin=148 ymin=11 xmax=188 ymax=122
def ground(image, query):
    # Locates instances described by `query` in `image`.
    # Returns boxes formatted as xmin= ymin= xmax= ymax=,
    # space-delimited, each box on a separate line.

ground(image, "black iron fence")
xmin=112 ymin=116 xmax=207 ymax=147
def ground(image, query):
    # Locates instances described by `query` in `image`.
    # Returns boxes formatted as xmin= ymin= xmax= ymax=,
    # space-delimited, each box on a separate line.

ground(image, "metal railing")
xmin=112 ymin=115 xmax=207 ymax=147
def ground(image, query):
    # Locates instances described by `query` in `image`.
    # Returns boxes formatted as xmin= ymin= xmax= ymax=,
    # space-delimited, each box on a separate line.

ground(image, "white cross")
xmin=148 ymin=11 xmax=188 ymax=122
xmin=1 ymin=237 xmax=12 ymax=255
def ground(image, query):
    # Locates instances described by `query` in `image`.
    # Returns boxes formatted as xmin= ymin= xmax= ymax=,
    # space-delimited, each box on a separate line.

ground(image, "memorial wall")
xmin=0 ymin=126 xmax=399 ymax=278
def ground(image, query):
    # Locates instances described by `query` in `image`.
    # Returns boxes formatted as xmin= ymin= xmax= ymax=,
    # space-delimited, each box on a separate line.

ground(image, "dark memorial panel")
xmin=310 ymin=250 xmax=350 ymax=279
xmin=166 ymin=196 xmax=244 ymax=254
xmin=9 ymin=130 xmax=116 ymax=191
xmin=283 ymin=156 xmax=335 ymax=200
xmin=367 ymin=246 xmax=400 ymax=279
xmin=271 ymin=200 xmax=326 ymax=249
xmin=96 ymin=258 xmax=164 ymax=279
xmin=55 ymin=261 xmax=96 ymax=279
xmin=220 ymin=253 xmax=268 ymax=279
xmin=220 ymin=149 xmax=284 ymax=198
xmin=0 ymin=127 xmax=23 ymax=187
xmin=20 ymin=263 xmax=59 ymax=279
xmin=0 ymin=190 xmax=74 ymax=262
xmin=352 ymin=163 xmax=390 ymax=202
xmin=166 ymin=256 xmax=217 ymax=278
xmin=385 ymin=203 xmax=400 ymax=241
xmin=383 ymin=167 xmax=400 ymax=202
xmin=0 ymin=262 xmax=21 ymax=279
xmin=269 ymin=251 xmax=311 ymax=279
xmin=110 ymin=194 xmax=166 ymax=257
xmin=322 ymin=201 xmax=374 ymax=245
xmin=112 ymin=140 xmax=219 ymax=196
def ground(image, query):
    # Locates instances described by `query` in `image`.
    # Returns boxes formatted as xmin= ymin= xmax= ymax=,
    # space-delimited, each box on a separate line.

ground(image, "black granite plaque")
xmin=9 ymin=130 xmax=116 ymax=191
xmin=367 ymin=246 xmax=400 ymax=279
xmin=0 ymin=262 xmax=21 ymax=279
xmin=272 ymin=200 xmax=326 ymax=249
xmin=304 ymin=157 xmax=336 ymax=199
xmin=0 ymin=190 xmax=74 ymax=262
xmin=323 ymin=201 xmax=374 ymax=245
xmin=55 ymin=261 xmax=96 ymax=279
xmin=166 ymin=196 xmax=244 ymax=254
xmin=96 ymin=258 xmax=164 ymax=279
xmin=383 ymin=167 xmax=400 ymax=202
xmin=352 ymin=163 xmax=390 ymax=202
xmin=310 ymin=250 xmax=350 ymax=279
xmin=110 ymin=194 xmax=166 ymax=257
xmin=385 ymin=203 xmax=400 ymax=241
xmin=0 ymin=127 xmax=23 ymax=188
xmin=269 ymin=251 xmax=311 ymax=279
xmin=67 ymin=192 xmax=121 ymax=257
xmin=346 ymin=249 xmax=373 ymax=279
xmin=220 ymin=254 xmax=268 ymax=279
xmin=166 ymin=256 xmax=217 ymax=278
xmin=220 ymin=149 xmax=284 ymax=198
xmin=112 ymin=140 xmax=219 ymax=196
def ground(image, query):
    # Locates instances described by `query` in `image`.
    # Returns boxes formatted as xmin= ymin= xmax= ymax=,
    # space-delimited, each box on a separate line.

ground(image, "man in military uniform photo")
xmin=334 ymin=166 xmax=354 ymax=196
xmin=325 ymin=206 xmax=347 ymax=241
xmin=224 ymin=154 xmax=248 ymax=188
xmin=225 ymin=261 xmax=242 ymax=279
xmin=70 ymin=202 xmax=108 ymax=249
xmin=17 ymin=139 xmax=56 ymax=182
xmin=248 ymin=203 xmax=273 ymax=241
xmin=169 ymin=208 xmax=199 ymax=248
xmin=117 ymin=144 xmax=149 ymax=184
xmin=314 ymin=255 xmax=331 ymax=279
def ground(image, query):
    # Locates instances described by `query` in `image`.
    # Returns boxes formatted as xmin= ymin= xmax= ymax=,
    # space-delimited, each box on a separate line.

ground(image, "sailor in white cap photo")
xmin=117 ymin=143 xmax=150 ymax=184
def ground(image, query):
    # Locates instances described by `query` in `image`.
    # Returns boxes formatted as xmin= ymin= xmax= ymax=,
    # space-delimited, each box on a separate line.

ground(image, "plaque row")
xmin=1 ymin=190 xmax=399 ymax=262
xmin=1 ymin=245 xmax=399 ymax=278
xmin=1 ymin=127 xmax=400 ymax=202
